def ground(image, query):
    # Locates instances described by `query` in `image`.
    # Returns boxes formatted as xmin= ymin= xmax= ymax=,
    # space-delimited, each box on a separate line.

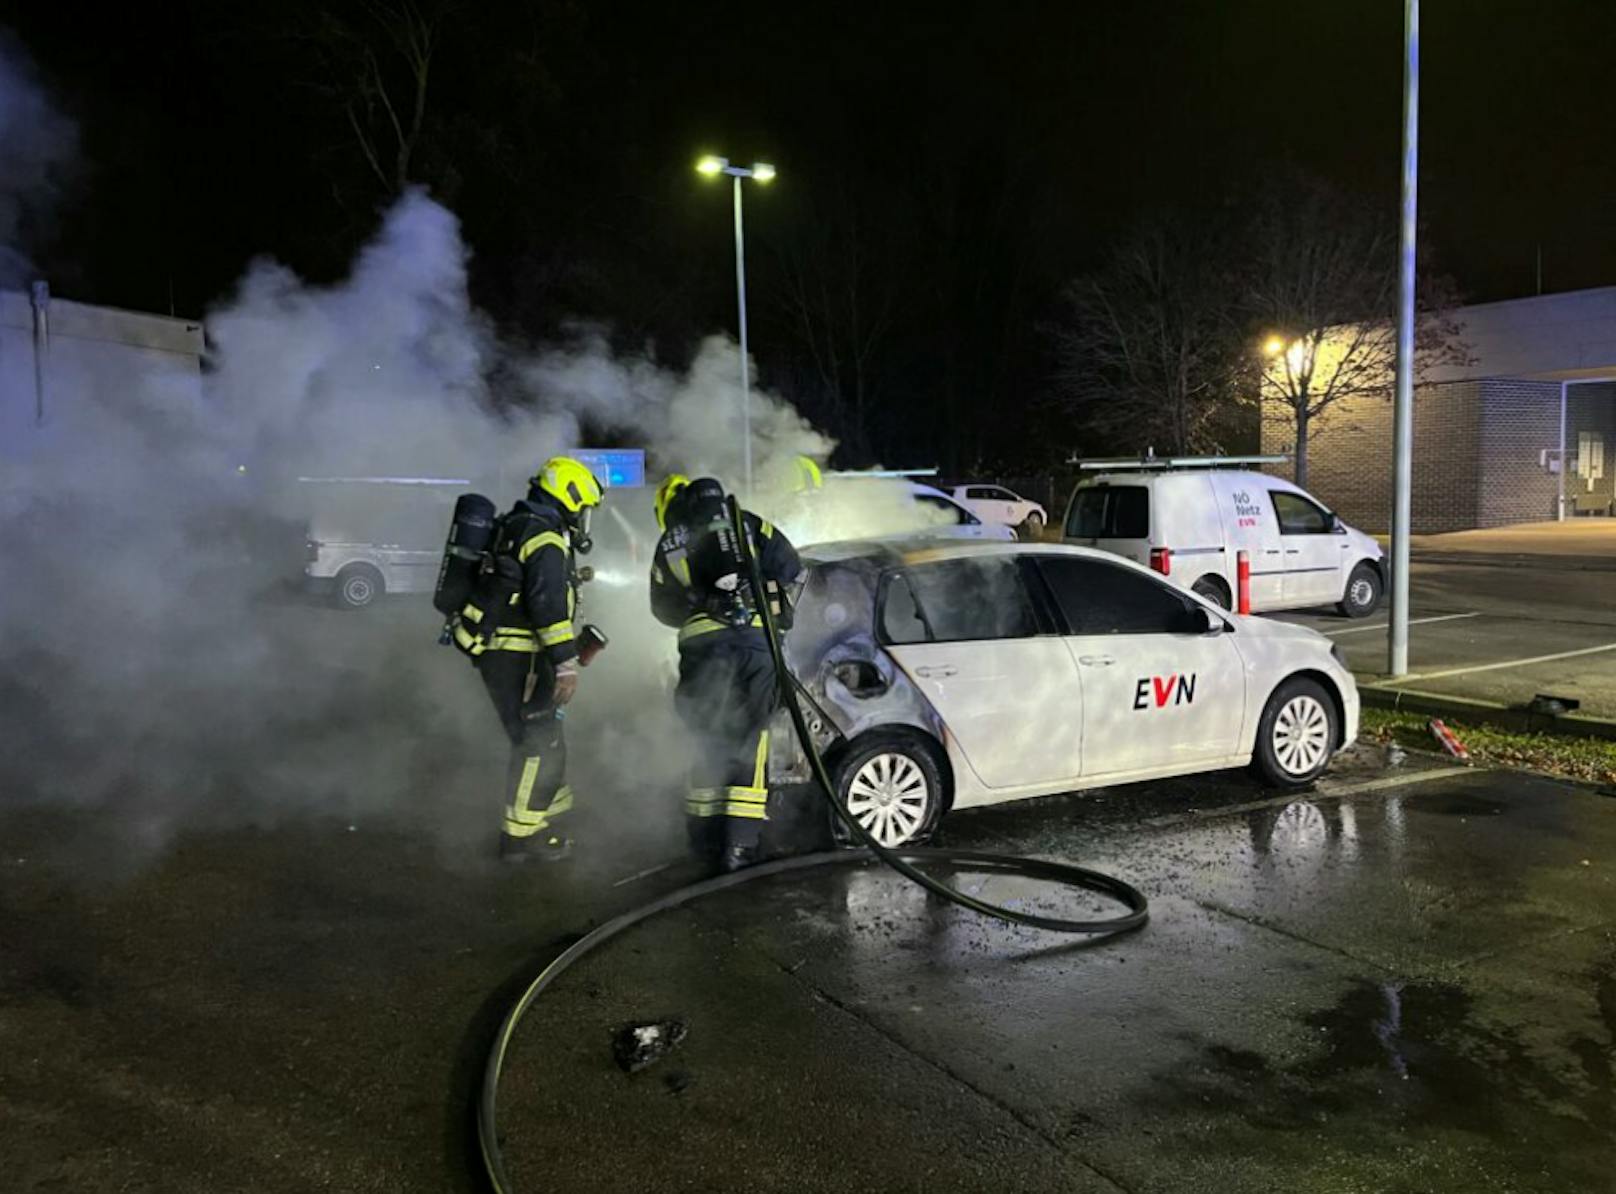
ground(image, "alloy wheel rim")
xmin=346 ymin=577 xmax=372 ymax=603
xmin=1351 ymin=578 xmax=1373 ymax=606
xmin=1273 ymin=695 xmax=1330 ymax=775
xmin=845 ymin=752 xmax=931 ymax=846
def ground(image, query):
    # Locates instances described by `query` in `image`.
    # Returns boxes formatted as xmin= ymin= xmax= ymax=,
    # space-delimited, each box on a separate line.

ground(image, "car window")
xmin=989 ymin=487 xmax=1017 ymax=501
xmin=882 ymin=558 xmax=1039 ymax=643
xmin=1035 ymin=556 xmax=1193 ymax=635
xmin=1270 ymin=490 xmax=1331 ymax=535
xmin=1065 ymin=486 xmax=1148 ymax=539
xmin=915 ymin=494 xmax=977 ymax=525
xmin=966 ymin=486 xmax=996 ymax=499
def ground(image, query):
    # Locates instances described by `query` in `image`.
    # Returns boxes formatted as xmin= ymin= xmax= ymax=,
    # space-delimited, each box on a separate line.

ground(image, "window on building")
xmin=1577 ymin=431 xmax=1606 ymax=481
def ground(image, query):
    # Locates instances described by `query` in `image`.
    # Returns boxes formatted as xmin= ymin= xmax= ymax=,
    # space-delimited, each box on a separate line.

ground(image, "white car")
xmin=949 ymin=483 xmax=1048 ymax=533
xmin=906 ymin=483 xmax=1017 ymax=540
xmin=1062 ymin=466 xmax=1385 ymax=617
xmin=776 ymin=539 xmax=1359 ymax=846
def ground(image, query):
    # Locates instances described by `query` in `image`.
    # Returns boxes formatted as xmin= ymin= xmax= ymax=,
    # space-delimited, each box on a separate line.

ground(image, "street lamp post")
xmin=697 ymin=154 xmax=776 ymax=495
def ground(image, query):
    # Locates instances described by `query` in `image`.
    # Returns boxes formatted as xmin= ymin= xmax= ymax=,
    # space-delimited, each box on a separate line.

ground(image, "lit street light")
xmin=696 ymin=154 xmax=776 ymax=494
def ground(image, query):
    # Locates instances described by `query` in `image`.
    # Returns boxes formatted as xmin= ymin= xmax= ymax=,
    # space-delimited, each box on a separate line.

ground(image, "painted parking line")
xmin=1323 ymin=611 xmax=1482 ymax=637
xmin=1377 ymin=641 xmax=1616 ymax=684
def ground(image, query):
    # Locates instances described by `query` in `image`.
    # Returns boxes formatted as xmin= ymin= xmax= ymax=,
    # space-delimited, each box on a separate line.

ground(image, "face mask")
xmin=573 ymin=506 xmax=594 ymax=555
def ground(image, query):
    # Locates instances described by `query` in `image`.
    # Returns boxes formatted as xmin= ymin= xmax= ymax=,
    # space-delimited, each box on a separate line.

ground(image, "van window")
xmin=1035 ymin=556 xmax=1194 ymax=635
xmin=1066 ymin=486 xmax=1148 ymax=539
xmin=881 ymin=558 xmax=1039 ymax=643
xmin=1270 ymin=490 xmax=1332 ymax=535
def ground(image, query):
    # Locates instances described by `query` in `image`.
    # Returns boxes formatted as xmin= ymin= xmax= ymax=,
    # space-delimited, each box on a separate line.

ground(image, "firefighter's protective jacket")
xmin=454 ymin=499 xmax=579 ymax=663
xmin=650 ymin=505 xmax=802 ymax=645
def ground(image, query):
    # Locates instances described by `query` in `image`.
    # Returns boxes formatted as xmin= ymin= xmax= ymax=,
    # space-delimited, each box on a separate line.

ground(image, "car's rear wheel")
xmin=1192 ymin=575 xmax=1232 ymax=610
xmin=1253 ymin=677 xmax=1337 ymax=788
xmin=1337 ymin=562 xmax=1382 ymax=618
xmin=335 ymin=563 xmax=383 ymax=610
xmin=833 ymin=734 xmax=947 ymax=847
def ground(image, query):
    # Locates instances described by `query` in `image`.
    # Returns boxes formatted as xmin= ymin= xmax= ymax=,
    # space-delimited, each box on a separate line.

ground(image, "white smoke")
xmin=0 ymin=178 xmax=954 ymax=870
xmin=0 ymin=30 xmax=78 ymax=287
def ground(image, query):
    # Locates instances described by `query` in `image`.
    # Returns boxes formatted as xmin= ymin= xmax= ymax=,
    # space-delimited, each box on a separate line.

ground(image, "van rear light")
xmin=1149 ymin=547 xmax=1171 ymax=576
xmin=306 ymin=539 xmax=322 ymax=562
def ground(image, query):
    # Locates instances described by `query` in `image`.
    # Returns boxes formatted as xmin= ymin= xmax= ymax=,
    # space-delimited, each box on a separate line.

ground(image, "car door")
xmin=1032 ymin=554 xmax=1244 ymax=776
xmin=1213 ymin=474 xmax=1284 ymax=609
xmin=914 ymin=493 xmax=995 ymax=539
xmin=1269 ymin=489 xmax=1345 ymax=605
xmin=880 ymin=556 xmax=1083 ymax=788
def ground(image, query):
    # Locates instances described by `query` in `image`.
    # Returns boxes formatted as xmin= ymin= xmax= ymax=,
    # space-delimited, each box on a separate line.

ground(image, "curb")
xmin=1358 ymin=684 xmax=1616 ymax=742
xmin=1411 ymin=551 xmax=1616 ymax=573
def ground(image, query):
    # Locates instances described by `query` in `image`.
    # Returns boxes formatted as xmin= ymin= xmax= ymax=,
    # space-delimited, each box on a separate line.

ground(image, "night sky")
xmin=7 ymin=0 xmax=1615 ymax=466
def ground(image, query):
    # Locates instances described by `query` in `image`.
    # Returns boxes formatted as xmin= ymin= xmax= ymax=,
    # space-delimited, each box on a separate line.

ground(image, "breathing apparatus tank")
xmin=432 ymin=493 xmax=499 ymax=616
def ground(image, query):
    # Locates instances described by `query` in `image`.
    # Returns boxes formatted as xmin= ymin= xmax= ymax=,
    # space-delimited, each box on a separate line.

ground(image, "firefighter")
xmin=453 ymin=456 xmax=603 ymax=863
xmin=649 ymin=476 xmax=803 ymax=871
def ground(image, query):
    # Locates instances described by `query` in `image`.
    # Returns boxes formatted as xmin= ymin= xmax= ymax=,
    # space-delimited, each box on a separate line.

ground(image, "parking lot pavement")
xmin=13 ymin=743 xmax=1607 ymax=1194
xmin=1273 ymin=562 xmax=1616 ymax=720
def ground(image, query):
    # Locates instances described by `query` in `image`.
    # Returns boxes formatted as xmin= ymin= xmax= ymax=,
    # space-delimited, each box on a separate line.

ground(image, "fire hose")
xmin=475 ymin=496 xmax=1150 ymax=1193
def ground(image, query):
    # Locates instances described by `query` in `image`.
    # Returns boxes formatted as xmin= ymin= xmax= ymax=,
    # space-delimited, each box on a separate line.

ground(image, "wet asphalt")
xmin=5 ymin=741 xmax=1614 ymax=1192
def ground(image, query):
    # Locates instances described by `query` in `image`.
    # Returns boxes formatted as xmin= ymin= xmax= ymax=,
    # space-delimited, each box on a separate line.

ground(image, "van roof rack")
xmin=1069 ymin=453 xmax=1290 ymax=472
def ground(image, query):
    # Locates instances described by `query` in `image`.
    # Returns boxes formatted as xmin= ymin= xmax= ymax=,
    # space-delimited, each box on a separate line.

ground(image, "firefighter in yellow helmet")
xmin=452 ymin=456 xmax=603 ymax=862
xmin=650 ymin=476 xmax=803 ymax=872
xmin=792 ymin=454 xmax=824 ymax=493
xmin=654 ymin=473 xmax=690 ymax=532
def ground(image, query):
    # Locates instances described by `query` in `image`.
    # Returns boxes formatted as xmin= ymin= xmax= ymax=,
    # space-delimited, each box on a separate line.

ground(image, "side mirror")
xmin=1324 ymin=512 xmax=1341 ymax=532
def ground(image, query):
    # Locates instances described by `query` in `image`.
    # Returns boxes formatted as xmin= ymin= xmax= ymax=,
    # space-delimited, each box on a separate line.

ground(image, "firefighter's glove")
xmin=553 ymin=665 xmax=579 ymax=707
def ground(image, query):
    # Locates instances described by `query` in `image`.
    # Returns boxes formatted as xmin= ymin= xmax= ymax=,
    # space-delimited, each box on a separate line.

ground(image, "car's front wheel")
xmin=1021 ymin=510 xmax=1046 ymax=538
xmin=1252 ymin=677 xmax=1337 ymax=788
xmin=833 ymin=734 xmax=947 ymax=847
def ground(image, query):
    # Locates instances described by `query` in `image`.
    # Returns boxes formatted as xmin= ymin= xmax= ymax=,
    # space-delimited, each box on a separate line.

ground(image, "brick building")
xmin=1260 ymin=288 xmax=1616 ymax=533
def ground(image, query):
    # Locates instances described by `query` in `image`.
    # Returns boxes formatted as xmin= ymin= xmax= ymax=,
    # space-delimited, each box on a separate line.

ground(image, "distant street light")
xmin=696 ymin=154 xmax=776 ymax=494
xmin=1262 ymin=334 xmax=1286 ymax=357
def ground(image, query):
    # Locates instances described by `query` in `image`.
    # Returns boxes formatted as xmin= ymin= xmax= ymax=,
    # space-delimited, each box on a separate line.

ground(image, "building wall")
xmin=1260 ymin=382 xmax=1485 ymax=534
xmin=1476 ymin=379 xmax=1561 ymax=526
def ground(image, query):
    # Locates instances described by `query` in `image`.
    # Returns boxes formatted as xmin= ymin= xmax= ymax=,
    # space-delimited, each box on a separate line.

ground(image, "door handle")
xmin=914 ymin=665 xmax=957 ymax=679
xmin=1285 ymin=549 xmax=1300 ymax=555
xmin=1078 ymin=655 xmax=1115 ymax=667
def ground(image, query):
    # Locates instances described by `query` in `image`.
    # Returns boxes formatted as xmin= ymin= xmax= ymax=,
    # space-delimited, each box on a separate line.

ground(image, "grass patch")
xmin=1360 ymin=707 xmax=1616 ymax=785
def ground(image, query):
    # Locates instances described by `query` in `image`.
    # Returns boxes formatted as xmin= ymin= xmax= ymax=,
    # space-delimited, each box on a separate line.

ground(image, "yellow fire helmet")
xmin=654 ymin=473 xmax=691 ymax=530
xmin=793 ymin=454 xmax=824 ymax=493
xmin=533 ymin=456 xmax=604 ymax=514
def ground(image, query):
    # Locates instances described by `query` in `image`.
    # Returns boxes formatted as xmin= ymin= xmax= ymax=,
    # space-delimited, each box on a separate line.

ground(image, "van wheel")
xmin=831 ymin=734 xmax=948 ymax=848
xmin=335 ymin=564 xmax=384 ymax=610
xmin=1253 ymin=677 xmax=1337 ymax=788
xmin=1337 ymin=562 xmax=1382 ymax=618
xmin=1192 ymin=575 xmax=1232 ymax=610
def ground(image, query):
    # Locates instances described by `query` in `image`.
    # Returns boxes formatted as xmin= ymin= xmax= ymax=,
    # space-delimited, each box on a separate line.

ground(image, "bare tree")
xmin=304 ymin=1 xmax=445 ymax=198
xmin=1052 ymin=215 xmax=1246 ymax=456
xmin=768 ymin=188 xmax=903 ymax=459
xmin=1247 ymin=179 xmax=1466 ymax=488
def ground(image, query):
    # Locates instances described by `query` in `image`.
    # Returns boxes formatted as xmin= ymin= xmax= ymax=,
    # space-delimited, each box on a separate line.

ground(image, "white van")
xmin=1061 ymin=460 xmax=1385 ymax=616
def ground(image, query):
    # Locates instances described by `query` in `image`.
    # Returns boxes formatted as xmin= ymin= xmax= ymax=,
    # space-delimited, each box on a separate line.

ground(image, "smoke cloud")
xmin=1 ymin=174 xmax=953 ymax=872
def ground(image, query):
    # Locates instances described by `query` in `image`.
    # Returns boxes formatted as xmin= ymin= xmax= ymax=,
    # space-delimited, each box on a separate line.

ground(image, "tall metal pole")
xmin=1389 ymin=0 xmax=1419 ymax=676
xmin=732 ymin=174 xmax=753 ymax=495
